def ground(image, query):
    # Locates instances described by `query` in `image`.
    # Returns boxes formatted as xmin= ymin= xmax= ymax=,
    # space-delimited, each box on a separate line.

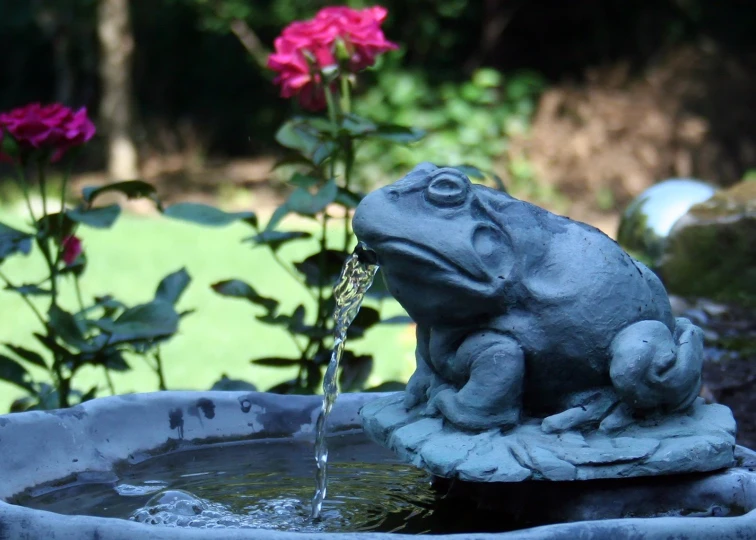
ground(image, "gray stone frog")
xmin=353 ymin=163 xmax=704 ymax=433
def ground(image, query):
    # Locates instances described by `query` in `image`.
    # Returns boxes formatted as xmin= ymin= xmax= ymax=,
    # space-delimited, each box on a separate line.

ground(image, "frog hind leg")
xmin=609 ymin=317 xmax=703 ymax=413
xmin=429 ymin=332 xmax=524 ymax=432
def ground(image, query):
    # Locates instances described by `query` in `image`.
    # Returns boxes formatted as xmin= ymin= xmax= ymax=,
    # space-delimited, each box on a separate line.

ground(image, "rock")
xmin=361 ymin=396 xmax=736 ymax=483
xmin=661 ymin=180 xmax=756 ymax=307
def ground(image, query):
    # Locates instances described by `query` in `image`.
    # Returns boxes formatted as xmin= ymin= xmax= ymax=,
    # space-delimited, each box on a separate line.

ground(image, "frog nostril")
xmin=387 ymin=189 xmax=400 ymax=202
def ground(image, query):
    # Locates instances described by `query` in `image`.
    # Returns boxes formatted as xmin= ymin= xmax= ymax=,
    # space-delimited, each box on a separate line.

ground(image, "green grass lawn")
xmin=0 ymin=206 xmax=416 ymax=412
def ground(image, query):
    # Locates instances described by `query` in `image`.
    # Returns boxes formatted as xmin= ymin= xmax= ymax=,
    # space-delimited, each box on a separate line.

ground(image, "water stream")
xmin=311 ymin=243 xmax=379 ymax=519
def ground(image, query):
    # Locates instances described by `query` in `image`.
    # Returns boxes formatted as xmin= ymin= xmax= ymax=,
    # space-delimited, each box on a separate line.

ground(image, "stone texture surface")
xmin=0 ymin=391 xmax=754 ymax=539
xmin=361 ymin=393 xmax=736 ymax=482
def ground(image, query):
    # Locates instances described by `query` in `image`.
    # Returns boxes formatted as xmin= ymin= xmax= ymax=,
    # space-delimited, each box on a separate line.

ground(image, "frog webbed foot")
xmin=404 ymin=371 xmax=433 ymax=410
xmin=429 ymin=388 xmax=520 ymax=431
xmin=541 ymin=389 xmax=619 ymax=433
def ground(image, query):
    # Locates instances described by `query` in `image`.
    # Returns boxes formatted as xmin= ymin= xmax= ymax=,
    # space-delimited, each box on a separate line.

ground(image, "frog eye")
xmin=426 ymin=171 xmax=469 ymax=207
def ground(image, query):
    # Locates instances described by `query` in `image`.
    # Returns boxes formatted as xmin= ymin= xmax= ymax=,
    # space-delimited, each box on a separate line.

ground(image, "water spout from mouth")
xmin=311 ymin=242 xmax=379 ymax=520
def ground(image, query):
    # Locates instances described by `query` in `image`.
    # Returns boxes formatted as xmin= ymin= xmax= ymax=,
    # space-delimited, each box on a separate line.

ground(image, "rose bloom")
xmin=267 ymin=5 xmax=397 ymax=110
xmin=61 ymin=235 xmax=83 ymax=266
xmin=0 ymin=103 xmax=96 ymax=162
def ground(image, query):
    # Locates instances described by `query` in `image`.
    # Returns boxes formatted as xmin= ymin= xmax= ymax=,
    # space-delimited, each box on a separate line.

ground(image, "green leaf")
xmin=370 ymin=124 xmax=425 ymax=144
xmin=491 ymin=173 xmax=507 ymax=192
xmin=254 ymin=305 xmax=326 ymax=338
xmin=4 ymin=344 xmax=47 ymax=368
xmin=31 ymin=383 xmax=60 ymax=411
xmin=163 ymin=202 xmax=257 ymax=228
xmin=336 ymin=187 xmax=363 ymax=209
xmin=211 ymin=279 xmax=278 ymax=312
xmin=100 ymin=349 xmax=130 ymax=372
xmin=79 ymin=386 xmax=98 ymax=403
xmin=33 ymin=332 xmax=71 ymax=357
xmin=246 ymin=230 xmax=311 ymax=251
xmin=263 ymin=180 xmax=336 ymax=229
xmin=67 ymin=204 xmax=122 ymax=229
xmin=264 ymin=204 xmax=294 ymax=231
xmin=0 ymin=222 xmax=32 ymax=261
xmin=311 ymin=141 xmax=338 ymax=165
xmin=96 ymin=300 xmax=179 ymax=343
xmin=339 ymin=352 xmax=373 ymax=392
xmin=346 ymin=307 xmax=381 ymax=339
xmin=272 ymin=153 xmax=315 ymax=170
xmin=289 ymin=173 xmax=320 ymax=189
xmin=4 ymin=283 xmax=51 ymax=296
xmin=365 ymin=381 xmax=406 ymax=392
xmin=289 ymin=180 xmax=339 ymax=215
xmin=209 ymin=375 xmax=257 ymax=392
xmin=82 ymin=181 xmax=159 ymax=206
xmin=250 ymin=357 xmax=303 ymax=367
xmin=266 ymin=378 xmax=301 ymax=394
xmin=380 ymin=315 xmax=414 ymax=325
xmin=285 ymin=305 xmax=328 ymax=338
xmin=275 ymin=118 xmax=338 ymax=164
xmin=451 ymin=164 xmax=485 ymax=179
xmin=449 ymin=164 xmax=507 ymax=192
xmin=365 ymin=269 xmax=393 ymax=299
xmin=36 ymin=212 xmax=76 ymax=238
xmin=78 ymin=295 xmax=125 ymax=318
xmin=69 ymin=348 xmax=130 ymax=372
xmin=48 ymin=305 xmax=89 ymax=350
xmin=0 ymin=354 xmax=33 ymax=391
xmin=1 ymin=130 xmax=19 ymax=159
xmin=10 ymin=395 xmax=38 ymax=413
xmin=340 ymin=114 xmax=377 ymax=136
xmin=275 ymin=119 xmax=321 ymax=155
xmin=155 ymin=267 xmax=191 ymax=305
xmin=294 ymin=250 xmax=349 ymax=287
xmin=58 ymin=253 xmax=87 ymax=277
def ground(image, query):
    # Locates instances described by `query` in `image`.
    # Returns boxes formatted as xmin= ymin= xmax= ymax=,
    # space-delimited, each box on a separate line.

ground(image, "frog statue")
xmin=355 ymin=163 xmax=736 ymax=481
xmin=353 ymin=162 xmax=703 ymax=433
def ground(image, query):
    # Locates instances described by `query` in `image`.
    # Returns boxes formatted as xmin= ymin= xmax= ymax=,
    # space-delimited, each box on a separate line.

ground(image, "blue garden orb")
xmin=617 ymin=178 xmax=718 ymax=269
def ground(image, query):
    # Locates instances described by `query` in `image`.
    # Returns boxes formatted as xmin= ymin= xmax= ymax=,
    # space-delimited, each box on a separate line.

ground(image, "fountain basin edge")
xmin=0 ymin=390 xmax=755 ymax=540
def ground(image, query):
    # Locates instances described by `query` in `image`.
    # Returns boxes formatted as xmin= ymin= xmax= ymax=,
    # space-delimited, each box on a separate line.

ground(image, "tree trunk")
xmin=33 ymin=2 xmax=75 ymax=105
xmin=97 ymin=0 xmax=139 ymax=180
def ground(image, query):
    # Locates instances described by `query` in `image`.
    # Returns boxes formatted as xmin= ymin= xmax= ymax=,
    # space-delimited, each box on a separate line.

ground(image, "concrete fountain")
xmin=1 ymin=163 xmax=755 ymax=539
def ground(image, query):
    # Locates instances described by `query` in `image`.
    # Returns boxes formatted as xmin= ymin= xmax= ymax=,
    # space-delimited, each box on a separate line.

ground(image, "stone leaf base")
xmin=360 ymin=393 xmax=737 ymax=482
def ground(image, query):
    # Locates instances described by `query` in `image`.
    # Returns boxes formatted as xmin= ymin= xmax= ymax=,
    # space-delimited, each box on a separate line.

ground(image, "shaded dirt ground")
xmin=511 ymin=45 xmax=756 ymax=211
xmin=705 ymin=358 xmax=756 ymax=450
xmin=694 ymin=302 xmax=756 ymax=449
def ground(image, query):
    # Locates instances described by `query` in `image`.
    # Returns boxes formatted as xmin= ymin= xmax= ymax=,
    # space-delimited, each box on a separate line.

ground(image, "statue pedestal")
xmin=361 ymin=393 xmax=736 ymax=482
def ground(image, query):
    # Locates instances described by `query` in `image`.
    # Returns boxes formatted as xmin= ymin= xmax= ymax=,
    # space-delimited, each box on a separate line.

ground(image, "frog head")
xmin=353 ymin=163 xmax=519 ymax=325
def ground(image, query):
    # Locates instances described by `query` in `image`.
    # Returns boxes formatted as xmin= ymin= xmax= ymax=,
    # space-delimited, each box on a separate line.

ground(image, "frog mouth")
xmin=377 ymin=239 xmax=487 ymax=282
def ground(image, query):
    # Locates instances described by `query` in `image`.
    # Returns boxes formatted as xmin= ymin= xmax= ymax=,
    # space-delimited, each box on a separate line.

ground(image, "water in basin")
xmin=15 ymin=433 xmax=436 ymax=533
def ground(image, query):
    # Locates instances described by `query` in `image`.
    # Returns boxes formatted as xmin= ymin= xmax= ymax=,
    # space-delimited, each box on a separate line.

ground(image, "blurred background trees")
xmin=1 ymin=0 xmax=754 ymax=210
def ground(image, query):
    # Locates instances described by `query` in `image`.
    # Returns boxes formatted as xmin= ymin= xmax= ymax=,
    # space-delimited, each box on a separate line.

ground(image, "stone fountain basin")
xmin=1 ymin=391 xmax=756 ymax=540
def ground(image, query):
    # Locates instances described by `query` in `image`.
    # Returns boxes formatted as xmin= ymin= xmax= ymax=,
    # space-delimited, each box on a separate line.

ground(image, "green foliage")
xmin=354 ymin=67 xmax=546 ymax=188
xmin=0 ymin=146 xmax=257 ymax=411
xmin=211 ymin=59 xmax=431 ymax=394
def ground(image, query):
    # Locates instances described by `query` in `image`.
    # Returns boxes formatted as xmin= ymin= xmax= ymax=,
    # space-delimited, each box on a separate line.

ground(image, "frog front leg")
xmin=404 ymin=325 xmax=435 ymax=410
xmin=428 ymin=332 xmax=524 ymax=431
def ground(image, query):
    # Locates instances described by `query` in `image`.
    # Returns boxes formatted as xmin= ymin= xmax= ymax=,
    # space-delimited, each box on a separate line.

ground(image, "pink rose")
xmin=0 ymin=103 xmax=96 ymax=162
xmin=267 ymin=5 xmax=397 ymax=110
xmin=61 ymin=235 xmax=83 ymax=266
xmin=315 ymin=6 xmax=396 ymax=71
